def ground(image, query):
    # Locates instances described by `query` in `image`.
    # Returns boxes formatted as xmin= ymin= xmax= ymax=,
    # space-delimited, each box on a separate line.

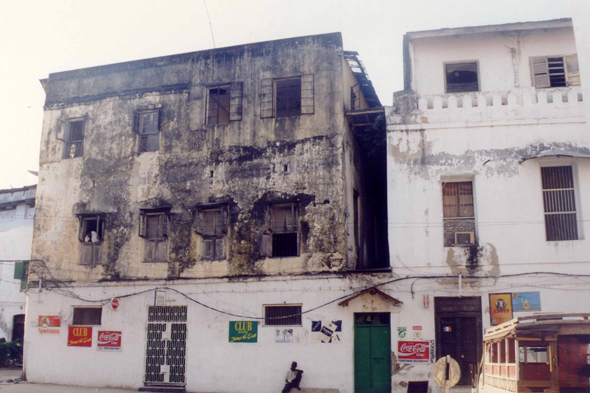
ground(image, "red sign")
xmin=97 ymin=331 xmax=122 ymax=351
xmin=412 ymin=326 xmax=422 ymax=330
xmin=68 ymin=326 xmax=92 ymax=347
xmin=111 ymin=298 xmax=120 ymax=310
xmin=398 ymin=340 xmax=430 ymax=363
xmin=38 ymin=316 xmax=61 ymax=327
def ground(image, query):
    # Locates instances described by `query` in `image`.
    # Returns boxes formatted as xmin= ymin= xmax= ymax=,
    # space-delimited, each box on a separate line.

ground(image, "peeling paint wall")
xmin=32 ymin=33 xmax=375 ymax=283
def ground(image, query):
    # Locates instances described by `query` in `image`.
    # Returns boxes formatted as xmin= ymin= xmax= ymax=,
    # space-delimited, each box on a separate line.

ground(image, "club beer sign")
xmin=229 ymin=321 xmax=258 ymax=343
xmin=68 ymin=326 xmax=92 ymax=347
xmin=398 ymin=340 xmax=431 ymax=363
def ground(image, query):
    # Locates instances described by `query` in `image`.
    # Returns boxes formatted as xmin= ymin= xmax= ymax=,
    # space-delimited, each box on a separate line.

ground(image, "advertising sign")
xmin=398 ymin=340 xmax=431 ymax=363
xmin=110 ymin=298 xmax=120 ymax=310
xmin=489 ymin=293 xmax=513 ymax=326
xmin=512 ymin=292 xmax=541 ymax=312
xmin=38 ymin=316 xmax=61 ymax=334
xmin=311 ymin=320 xmax=342 ymax=343
xmin=68 ymin=326 xmax=92 ymax=347
xmin=229 ymin=321 xmax=258 ymax=343
xmin=97 ymin=331 xmax=122 ymax=351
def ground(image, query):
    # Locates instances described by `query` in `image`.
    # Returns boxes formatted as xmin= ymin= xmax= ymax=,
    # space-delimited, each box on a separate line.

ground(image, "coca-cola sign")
xmin=398 ymin=340 xmax=431 ymax=363
xmin=97 ymin=331 xmax=122 ymax=352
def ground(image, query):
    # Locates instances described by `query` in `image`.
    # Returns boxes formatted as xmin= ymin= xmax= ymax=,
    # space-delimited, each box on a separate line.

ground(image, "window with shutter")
xmin=276 ymin=77 xmax=302 ymax=118
xmin=541 ymin=166 xmax=578 ymax=241
xmin=206 ymin=84 xmax=232 ymax=125
xmin=196 ymin=206 xmax=228 ymax=261
xmin=138 ymin=110 xmax=160 ymax=153
xmin=269 ymin=203 xmax=299 ymax=257
xmin=63 ymin=119 xmax=85 ymax=159
xmin=77 ymin=214 xmax=105 ymax=266
xmin=230 ymin=82 xmax=243 ymax=121
xmin=531 ymin=55 xmax=580 ymax=88
xmin=141 ymin=210 xmax=170 ymax=262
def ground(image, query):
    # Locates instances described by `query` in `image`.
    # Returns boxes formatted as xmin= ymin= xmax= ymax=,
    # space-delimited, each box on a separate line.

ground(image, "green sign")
xmin=229 ymin=321 xmax=258 ymax=343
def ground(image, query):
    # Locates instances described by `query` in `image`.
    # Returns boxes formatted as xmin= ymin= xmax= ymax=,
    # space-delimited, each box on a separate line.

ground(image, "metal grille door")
xmin=144 ymin=306 xmax=187 ymax=386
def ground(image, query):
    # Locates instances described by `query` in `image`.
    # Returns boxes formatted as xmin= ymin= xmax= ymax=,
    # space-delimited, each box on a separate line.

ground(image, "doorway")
xmin=435 ymin=297 xmax=482 ymax=386
xmin=354 ymin=313 xmax=391 ymax=393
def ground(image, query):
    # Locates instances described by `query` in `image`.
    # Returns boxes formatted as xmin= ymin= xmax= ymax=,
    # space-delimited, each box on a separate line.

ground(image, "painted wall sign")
xmin=38 ymin=316 xmax=61 ymax=334
xmin=311 ymin=320 xmax=342 ymax=343
xmin=229 ymin=321 xmax=258 ymax=343
xmin=398 ymin=340 xmax=431 ymax=363
xmin=275 ymin=329 xmax=293 ymax=343
xmin=97 ymin=331 xmax=122 ymax=351
xmin=397 ymin=327 xmax=407 ymax=338
xmin=489 ymin=293 xmax=513 ymax=326
xmin=68 ymin=326 xmax=92 ymax=347
xmin=512 ymin=292 xmax=541 ymax=312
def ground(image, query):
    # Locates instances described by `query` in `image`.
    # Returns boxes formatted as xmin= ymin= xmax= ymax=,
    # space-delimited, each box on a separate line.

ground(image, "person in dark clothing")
xmin=282 ymin=361 xmax=303 ymax=393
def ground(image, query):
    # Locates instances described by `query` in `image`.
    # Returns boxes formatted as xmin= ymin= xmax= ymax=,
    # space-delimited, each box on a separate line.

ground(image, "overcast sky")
xmin=0 ymin=0 xmax=572 ymax=190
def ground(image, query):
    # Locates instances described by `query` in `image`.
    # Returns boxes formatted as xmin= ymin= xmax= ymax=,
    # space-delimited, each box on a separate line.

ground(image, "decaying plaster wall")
xmin=32 ymin=33 xmax=372 ymax=283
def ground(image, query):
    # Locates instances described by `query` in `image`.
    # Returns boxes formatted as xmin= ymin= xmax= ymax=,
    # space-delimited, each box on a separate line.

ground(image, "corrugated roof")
xmin=519 ymin=149 xmax=590 ymax=164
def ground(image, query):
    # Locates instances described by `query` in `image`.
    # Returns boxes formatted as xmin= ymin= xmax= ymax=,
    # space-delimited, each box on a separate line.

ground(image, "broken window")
xmin=63 ymin=119 xmax=84 ymax=159
xmin=531 ymin=55 xmax=580 ymax=88
xmin=264 ymin=305 xmax=302 ymax=326
xmin=195 ymin=206 xmax=228 ymax=261
xmin=260 ymin=75 xmax=314 ymax=118
xmin=77 ymin=214 xmax=105 ymax=266
xmin=73 ymin=307 xmax=102 ymax=326
xmin=139 ymin=209 xmax=169 ymax=262
xmin=205 ymin=83 xmax=243 ymax=124
xmin=445 ymin=62 xmax=479 ymax=93
xmin=133 ymin=110 xmax=160 ymax=153
xmin=261 ymin=203 xmax=299 ymax=258
xmin=442 ymin=181 xmax=476 ymax=246
xmin=541 ymin=166 xmax=578 ymax=241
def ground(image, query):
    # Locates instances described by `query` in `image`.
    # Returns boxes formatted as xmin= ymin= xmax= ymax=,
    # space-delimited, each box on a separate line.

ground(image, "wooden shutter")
xmin=156 ymin=108 xmax=161 ymax=132
xmin=202 ymin=211 xmax=216 ymax=236
xmin=270 ymin=206 xmax=286 ymax=233
xmin=144 ymin=241 xmax=156 ymax=261
xmin=221 ymin=209 xmax=228 ymax=234
xmin=156 ymin=241 xmax=168 ymax=262
xmin=78 ymin=218 xmax=86 ymax=242
xmin=202 ymin=239 xmax=214 ymax=260
xmin=260 ymin=233 xmax=272 ymax=257
xmin=195 ymin=210 xmax=203 ymax=234
xmin=146 ymin=134 xmax=160 ymax=152
xmin=80 ymin=244 xmax=93 ymax=265
xmin=161 ymin=214 xmax=169 ymax=238
xmin=230 ymin=82 xmax=243 ymax=121
xmin=92 ymin=245 xmax=103 ymax=265
xmin=565 ymin=54 xmax=581 ymax=86
xmin=133 ymin=111 xmax=140 ymax=133
xmin=138 ymin=212 xmax=147 ymax=238
xmin=215 ymin=238 xmax=226 ymax=260
xmin=260 ymin=78 xmax=274 ymax=118
xmin=14 ymin=262 xmax=28 ymax=280
xmin=531 ymin=57 xmax=551 ymax=88
xmin=301 ymin=74 xmax=314 ymax=115
xmin=286 ymin=204 xmax=297 ymax=232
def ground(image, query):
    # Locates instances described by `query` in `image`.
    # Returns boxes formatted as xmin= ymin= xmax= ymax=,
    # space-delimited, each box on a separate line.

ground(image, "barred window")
xmin=73 ymin=307 xmax=102 ymax=326
xmin=264 ymin=305 xmax=302 ymax=326
xmin=541 ymin=166 xmax=578 ymax=241
xmin=442 ymin=181 xmax=474 ymax=218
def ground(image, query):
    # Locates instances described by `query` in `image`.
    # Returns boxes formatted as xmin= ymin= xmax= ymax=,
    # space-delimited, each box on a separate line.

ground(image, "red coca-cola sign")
xmin=97 ymin=331 xmax=122 ymax=351
xmin=398 ymin=340 xmax=430 ymax=363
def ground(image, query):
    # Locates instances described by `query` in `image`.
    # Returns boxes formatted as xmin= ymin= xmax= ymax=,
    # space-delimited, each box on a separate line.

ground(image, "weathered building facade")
xmin=0 ymin=185 xmax=35 ymax=342
xmin=385 ymin=19 xmax=590 ymax=391
xmin=25 ymin=33 xmax=393 ymax=393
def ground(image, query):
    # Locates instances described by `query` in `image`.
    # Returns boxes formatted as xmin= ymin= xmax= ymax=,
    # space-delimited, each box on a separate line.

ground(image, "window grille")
xmin=442 ymin=182 xmax=474 ymax=218
xmin=73 ymin=307 xmax=102 ymax=325
xmin=541 ymin=166 xmax=578 ymax=241
xmin=264 ymin=305 xmax=302 ymax=326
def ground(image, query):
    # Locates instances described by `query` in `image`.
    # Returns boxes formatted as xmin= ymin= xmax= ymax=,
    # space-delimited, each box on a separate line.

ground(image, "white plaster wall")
xmin=411 ymin=27 xmax=578 ymax=95
xmin=0 ymin=205 xmax=34 ymax=340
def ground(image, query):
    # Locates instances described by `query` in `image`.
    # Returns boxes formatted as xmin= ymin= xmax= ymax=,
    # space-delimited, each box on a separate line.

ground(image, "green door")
xmin=354 ymin=313 xmax=391 ymax=393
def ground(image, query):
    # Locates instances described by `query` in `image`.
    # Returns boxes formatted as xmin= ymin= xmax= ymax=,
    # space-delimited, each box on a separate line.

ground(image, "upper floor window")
xmin=531 ymin=55 xmax=580 ymax=88
xmin=78 ymin=213 xmax=105 ymax=265
xmin=205 ymin=83 xmax=243 ymax=125
xmin=139 ymin=208 xmax=169 ymax=262
xmin=133 ymin=109 xmax=160 ymax=153
xmin=264 ymin=305 xmax=302 ymax=326
xmin=195 ymin=206 xmax=228 ymax=261
xmin=442 ymin=181 xmax=476 ymax=246
xmin=445 ymin=62 xmax=479 ymax=93
xmin=261 ymin=203 xmax=299 ymax=258
xmin=63 ymin=119 xmax=85 ymax=159
xmin=260 ymin=75 xmax=314 ymax=119
xmin=541 ymin=166 xmax=578 ymax=241
xmin=73 ymin=307 xmax=102 ymax=326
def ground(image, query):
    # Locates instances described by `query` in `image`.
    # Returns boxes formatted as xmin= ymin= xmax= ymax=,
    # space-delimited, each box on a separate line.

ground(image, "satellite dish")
xmin=433 ymin=355 xmax=461 ymax=390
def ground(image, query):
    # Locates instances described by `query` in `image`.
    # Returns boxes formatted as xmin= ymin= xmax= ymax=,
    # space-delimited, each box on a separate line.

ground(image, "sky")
xmin=0 ymin=0 xmax=572 ymax=190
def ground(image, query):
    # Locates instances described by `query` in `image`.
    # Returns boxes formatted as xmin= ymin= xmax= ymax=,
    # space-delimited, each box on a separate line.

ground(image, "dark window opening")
xmin=445 ymin=62 xmax=479 ymax=93
xmin=355 ymin=313 xmax=390 ymax=325
xmin=264 ymin=305 xmax=302 ymax=326
xmin=272 ymin=233 xmax=298 ymax=257
xmin=12 ymin=314 xmax=25 ymax=343
xmin=541 ymin=166 xmax=578 ymax=241
xmin=139 ymin=111 xmax=160 ymax=153
xmin=73 ymin=307 xmax=102 ymax=325
xmin=547 ymin=57 xmax=567 ymax=87
xmin=64 ymin=120 xmax=84 ymax=159
xmin=207 ymin=85 xmax=231 ymax=125
xmin=407 ymin=381 xmax=429 ymax=393
xmin=276 ymin=77 xmax=302 ymax=118
xmin=269 ymin=203 xmax=298 ymax=257
xmin=532 ymin=55 xmax=581 ymax=88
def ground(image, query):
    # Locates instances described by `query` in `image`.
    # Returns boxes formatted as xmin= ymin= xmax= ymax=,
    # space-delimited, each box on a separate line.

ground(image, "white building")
xmin=0 ymin=185 xmax=35 ymax=342
xmin=385 ymin=18 xmax=590 ymax=391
